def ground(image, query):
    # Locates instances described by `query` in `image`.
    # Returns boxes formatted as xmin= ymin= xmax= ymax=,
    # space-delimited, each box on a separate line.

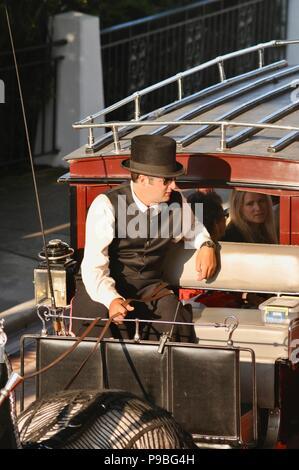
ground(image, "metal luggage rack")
xmin=72 ymin=40 xmax=299 ymax=153
xmin=73 ymin=118 xmax=299 ymax=154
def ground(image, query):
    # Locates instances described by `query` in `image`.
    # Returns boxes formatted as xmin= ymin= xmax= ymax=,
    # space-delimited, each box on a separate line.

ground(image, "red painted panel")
xmin=291 ymin=197 xmax=299 ymax=245
xmin=69 ymin=153 xmax=299 ymax=189
xmin=76 ymin=185 xmax=119 ymax=250
xmin=280 ymin=196 xmax=291 ymax=245
xmin=233 ymin=187 xmax=299 ymax=197
xmin=86 ymin=185 xmax=115 ymax=208
xmin=70 ymin=155 xmax=128 ymax=178
xmin=185 ymin=154 xmax=299 ymax=187
xmin=76 ymin=185 xmax=87 ymax=249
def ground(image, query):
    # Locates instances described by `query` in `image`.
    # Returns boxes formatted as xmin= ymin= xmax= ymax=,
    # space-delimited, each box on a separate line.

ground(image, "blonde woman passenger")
xmin=222 ymin=190 xmax=278 ymax=244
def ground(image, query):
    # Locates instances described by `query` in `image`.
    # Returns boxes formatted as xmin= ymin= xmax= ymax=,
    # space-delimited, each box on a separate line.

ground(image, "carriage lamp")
xmin=34 ymin=239 xmax=77 ymax=308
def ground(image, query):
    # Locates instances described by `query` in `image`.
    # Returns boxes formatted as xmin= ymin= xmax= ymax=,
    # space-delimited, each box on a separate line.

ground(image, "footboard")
xmin=29 ymin=336 xmax=257 ymax=448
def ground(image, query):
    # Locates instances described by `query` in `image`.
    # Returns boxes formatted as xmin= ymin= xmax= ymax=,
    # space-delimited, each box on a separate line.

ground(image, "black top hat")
xmin=121 ymin=135 xmax=185 ymax=178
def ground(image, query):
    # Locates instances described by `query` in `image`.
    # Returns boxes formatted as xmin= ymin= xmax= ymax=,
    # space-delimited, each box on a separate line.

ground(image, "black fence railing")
xmin=0 ymin=41 xmax=64 ymax=167
xmin=101 ymin=0 xmax=289 ymax=121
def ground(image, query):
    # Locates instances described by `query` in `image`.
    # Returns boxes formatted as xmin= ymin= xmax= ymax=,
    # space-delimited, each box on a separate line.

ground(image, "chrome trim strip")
xmin=226 ymin=101 xmax=299 ymax=149
xmin=268 ymin=130 xmax=299 ymax=153
xmin=151 ymin=65 xmax=299 ymax=139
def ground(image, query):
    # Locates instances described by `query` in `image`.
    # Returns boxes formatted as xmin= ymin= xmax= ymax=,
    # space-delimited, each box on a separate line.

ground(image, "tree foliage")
xmin=0 ymin=0 xmax=196 ymax=50
xmin=0 ymin=0 xmax=196 ymax=167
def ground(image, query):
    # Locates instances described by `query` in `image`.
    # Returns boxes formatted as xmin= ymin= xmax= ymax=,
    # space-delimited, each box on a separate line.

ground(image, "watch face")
xmin=201 ymin=241 xmax=215 ymax=248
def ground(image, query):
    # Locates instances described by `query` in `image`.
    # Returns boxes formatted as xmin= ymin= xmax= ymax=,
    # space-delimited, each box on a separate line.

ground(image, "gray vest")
xmin=106 ymin=183 xmax=183 ymax=293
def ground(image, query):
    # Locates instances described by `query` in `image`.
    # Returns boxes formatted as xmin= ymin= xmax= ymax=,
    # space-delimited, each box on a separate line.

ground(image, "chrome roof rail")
xmin=72 ymin=119 xmax=299 ymax=155
xmin=74 ymin=40 xmax=299 ymax=128
xmin=151 ymin=65 xmax=299 ymax=140
xmin=179 ymin=71 xmax=299 ymax=147
xmin=226 ymin=101 xmax=299 ymax=149
xmin=83 ymin=61 xmax=288 ymax=153
xmin=268 ymin=130 xmax=299 ymax=153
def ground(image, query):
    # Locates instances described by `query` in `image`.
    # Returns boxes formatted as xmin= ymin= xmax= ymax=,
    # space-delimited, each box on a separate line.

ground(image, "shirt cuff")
xmin=100 ymin=290 xmax=125 ymax=310
xmin=186 ymin=232 xmax=211 ymax=250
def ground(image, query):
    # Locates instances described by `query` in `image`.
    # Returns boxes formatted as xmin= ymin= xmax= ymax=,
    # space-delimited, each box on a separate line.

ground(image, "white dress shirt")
xmin=81 ymin=182 xmax=211 ymax=308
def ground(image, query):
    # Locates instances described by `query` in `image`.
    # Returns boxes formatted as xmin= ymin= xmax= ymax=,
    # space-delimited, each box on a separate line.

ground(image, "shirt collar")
xmin=130 ymin=181 xmax=160 ymax=214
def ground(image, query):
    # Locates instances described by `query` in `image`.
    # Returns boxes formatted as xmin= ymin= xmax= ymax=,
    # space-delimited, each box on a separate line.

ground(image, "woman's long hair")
xmin=229 ymin=190 xmax=278 ymax=243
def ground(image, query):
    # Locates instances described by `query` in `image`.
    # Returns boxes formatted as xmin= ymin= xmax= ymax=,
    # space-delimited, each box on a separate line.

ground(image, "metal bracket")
xmin=157 ymin=331 xmax=170 ymax=354
xmin=0 ymin=319 xmax=7 ymax=363
xmin=37 ymin=304 xmax=51 ymax=336
xmin=134 ymin=319 xmax=141 ymax=343
xmin=224 ymin=315 xmax=239 ymax=346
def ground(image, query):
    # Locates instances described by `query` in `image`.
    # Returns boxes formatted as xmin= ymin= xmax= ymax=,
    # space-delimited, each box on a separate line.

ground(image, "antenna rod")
xmin=4 ymin=4 xmax=56 ymax=309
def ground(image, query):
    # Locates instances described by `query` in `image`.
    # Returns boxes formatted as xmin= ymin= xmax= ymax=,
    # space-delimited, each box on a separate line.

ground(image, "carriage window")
xmin=221 ymin=191 xmax=279 ymax=245
xmin=184 ymin=188 xmax=279 ymax=245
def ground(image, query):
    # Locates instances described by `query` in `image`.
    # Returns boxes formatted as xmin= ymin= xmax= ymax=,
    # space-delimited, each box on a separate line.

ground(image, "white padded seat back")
xmin=162 ymin=241 xmax=299 ymax=294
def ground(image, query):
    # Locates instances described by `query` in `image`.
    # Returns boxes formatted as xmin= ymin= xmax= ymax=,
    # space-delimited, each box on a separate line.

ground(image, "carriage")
xmin=3 ymin=39 xmax=299 ymax=449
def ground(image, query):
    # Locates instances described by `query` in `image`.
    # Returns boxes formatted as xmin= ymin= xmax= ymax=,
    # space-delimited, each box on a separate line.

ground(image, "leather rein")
xmin=2 ymin=282 xmax=172 ymax=398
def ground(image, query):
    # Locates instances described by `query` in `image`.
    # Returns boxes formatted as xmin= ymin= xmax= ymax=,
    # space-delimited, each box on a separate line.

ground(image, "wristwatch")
xmin=200 ymin=240 xmax=216 ymax=249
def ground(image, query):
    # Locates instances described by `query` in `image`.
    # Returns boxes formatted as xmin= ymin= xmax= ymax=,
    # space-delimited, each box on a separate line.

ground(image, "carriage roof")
xmin=64 ymin=40 xmax=299 ymax=192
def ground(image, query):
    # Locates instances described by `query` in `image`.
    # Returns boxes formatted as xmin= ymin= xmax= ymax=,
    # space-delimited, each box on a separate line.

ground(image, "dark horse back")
xmin=0 ymin=363 xmax=19 ymax=449
xmin=18 ymin=389 xmax=196 ymax=449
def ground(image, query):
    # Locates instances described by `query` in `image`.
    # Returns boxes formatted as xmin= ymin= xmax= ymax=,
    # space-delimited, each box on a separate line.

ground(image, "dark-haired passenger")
xmin=186 ymin=191 xmax=241 ymax=308
xmin=188 ymin=191 xmax=227 ymax=243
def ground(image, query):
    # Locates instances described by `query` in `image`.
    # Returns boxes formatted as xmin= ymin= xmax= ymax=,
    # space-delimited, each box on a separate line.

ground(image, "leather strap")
xmin=19 ymin=282 xmax=173 ymax=388
xmin=23 ymin=317 xmax=102 ymax=381
xmin=64 ymin=282 xmax=173 ymax=390
xmin=122 ymin=281 xmax=172 ymax=308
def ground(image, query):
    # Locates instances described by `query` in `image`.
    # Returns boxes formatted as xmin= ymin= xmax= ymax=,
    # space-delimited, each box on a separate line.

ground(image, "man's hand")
xmin=196 ymin=245 xmax=217 ymax=280
xmin=109 ymin=298 xmax=134 ymax=325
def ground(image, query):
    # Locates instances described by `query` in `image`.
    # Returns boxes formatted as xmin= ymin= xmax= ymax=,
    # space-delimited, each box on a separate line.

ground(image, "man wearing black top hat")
xmin=75 ymin=134 xmax=217 ymax=342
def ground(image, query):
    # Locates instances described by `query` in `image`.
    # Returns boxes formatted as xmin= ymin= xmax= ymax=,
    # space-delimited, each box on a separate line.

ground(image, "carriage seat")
xmin=163 ymin=241 xmax=299 ymax=410
xmin=162 ymin=241 xmax=299 ymax=294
